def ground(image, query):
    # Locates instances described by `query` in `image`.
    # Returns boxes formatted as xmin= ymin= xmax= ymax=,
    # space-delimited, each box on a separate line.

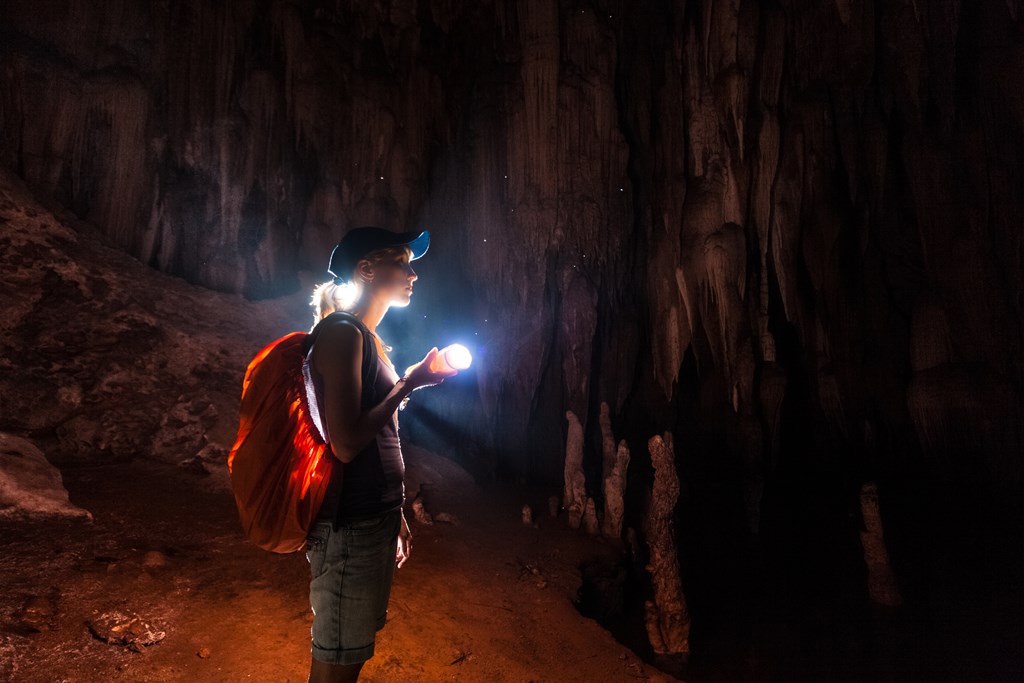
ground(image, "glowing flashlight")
xmin=431 ymin=344 xmax=473 ymax=372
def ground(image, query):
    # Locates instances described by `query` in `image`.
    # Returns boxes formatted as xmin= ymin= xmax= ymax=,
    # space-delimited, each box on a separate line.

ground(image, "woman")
xmin=304 ymin=226 xmax=455 ymax=683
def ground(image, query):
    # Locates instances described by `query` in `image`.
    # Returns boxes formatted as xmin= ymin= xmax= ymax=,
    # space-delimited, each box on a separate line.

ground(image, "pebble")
xmin=433 ymin=512 xmax=459 ymax=525
xmin=17 ymin=595 xmax=56 ymax=632
xmin=142 ymin=550 xmax=169 ymax=570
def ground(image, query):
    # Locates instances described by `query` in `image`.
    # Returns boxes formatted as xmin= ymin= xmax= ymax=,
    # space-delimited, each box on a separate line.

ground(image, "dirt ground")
xmin=0 ymin=446 xmax=679 ymax=683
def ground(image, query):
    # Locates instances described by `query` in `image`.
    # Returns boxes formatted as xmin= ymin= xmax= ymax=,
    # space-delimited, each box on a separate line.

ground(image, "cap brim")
xmin=406 ymin=230 xmax=430 ymax=260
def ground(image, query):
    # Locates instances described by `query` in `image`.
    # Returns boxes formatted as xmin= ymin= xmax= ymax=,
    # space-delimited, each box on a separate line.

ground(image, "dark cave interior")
xmin=1 ymin=1 xmax=1022 ymax=681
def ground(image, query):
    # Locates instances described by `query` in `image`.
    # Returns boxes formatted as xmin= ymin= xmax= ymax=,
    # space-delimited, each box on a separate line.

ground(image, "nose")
xmin=407 ymin=265 xmax=417 ymax=282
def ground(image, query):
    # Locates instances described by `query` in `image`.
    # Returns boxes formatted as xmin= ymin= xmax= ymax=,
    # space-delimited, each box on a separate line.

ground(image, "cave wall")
xmin=2 ymin=0 xmax=1022 ymax=512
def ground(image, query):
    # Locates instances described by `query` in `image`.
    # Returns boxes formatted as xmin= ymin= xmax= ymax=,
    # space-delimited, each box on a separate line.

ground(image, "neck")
xmin=351 ymin=295 xmax=389 ymax=334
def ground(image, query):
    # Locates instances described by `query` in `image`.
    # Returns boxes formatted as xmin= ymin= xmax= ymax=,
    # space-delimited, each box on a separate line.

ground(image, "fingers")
xmin=396 ymin=536 xmax=411 ymax=568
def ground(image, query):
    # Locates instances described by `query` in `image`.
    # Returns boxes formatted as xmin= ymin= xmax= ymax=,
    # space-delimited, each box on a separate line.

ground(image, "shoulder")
xmin=312 ymin=316 xmax=365 ymax=362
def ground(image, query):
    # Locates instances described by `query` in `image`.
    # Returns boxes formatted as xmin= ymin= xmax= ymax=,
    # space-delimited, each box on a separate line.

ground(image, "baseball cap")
xmin=327 ymin=227 xmax=430 ymax=284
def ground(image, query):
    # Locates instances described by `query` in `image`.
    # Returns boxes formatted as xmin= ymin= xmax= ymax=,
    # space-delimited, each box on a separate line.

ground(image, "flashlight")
xmin=430 ymin=344 xmax=473 ymax=372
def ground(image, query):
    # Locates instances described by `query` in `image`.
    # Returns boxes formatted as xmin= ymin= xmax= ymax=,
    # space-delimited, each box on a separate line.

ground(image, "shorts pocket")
xmin=305 ymin=522 xmax=332 ymax=577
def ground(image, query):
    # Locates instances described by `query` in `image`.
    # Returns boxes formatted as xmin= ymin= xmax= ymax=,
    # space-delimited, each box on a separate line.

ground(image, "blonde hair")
xmin=310 ymin=245 xmax=413 ymax=328
xmin=310 ymin=280 xmax=361 ymax=327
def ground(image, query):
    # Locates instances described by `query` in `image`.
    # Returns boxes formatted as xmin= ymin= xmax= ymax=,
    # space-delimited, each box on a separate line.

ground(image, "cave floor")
xmin=0 ymin=447 xmax=674 ymax=683
xmin=3 ymin=445 xmax=1022 ymax=683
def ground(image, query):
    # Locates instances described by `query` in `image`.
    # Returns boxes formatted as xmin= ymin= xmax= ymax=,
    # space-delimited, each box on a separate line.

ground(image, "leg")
xmin=306 ymin=512 xmax=400 ymax=681
xmin=308 ymin=657 xmax=364 ymax=683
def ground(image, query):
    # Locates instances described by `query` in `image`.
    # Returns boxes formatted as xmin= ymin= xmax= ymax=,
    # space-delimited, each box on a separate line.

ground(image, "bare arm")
xmin=312 ymin=319 xmax=455 ymax=463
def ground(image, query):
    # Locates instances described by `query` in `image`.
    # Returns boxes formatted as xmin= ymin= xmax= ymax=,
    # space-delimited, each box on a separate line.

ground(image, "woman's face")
xmin=362 ymin=248 xmax=417 ymax=307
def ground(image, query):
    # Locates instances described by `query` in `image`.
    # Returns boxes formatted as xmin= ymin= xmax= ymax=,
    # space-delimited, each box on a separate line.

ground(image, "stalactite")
xmin=643 ymin=433 xmax=689 ymax=656
xmin=753 ymin=113 xmax=780 ymax=363
xmin=515 ymin=0 xmax=559 ymax=195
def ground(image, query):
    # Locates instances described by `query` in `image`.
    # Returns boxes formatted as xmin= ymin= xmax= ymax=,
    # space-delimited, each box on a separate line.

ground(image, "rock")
xmin=521 ymin=504 xmax=533 ymax=525
xmin=433 ymin=512 xmax=459 ymax=526
xmin=411 ymin=499 xmax=432 ymax=525
xmin=0 ymin=172 xmax=301 ymax=470
xmin=547 ymin=495 xmax=560 ymax=519
xmin=86 ymin=610 xmax=166 ymax=651
xmin=563 ymin=411 xmax=586 ymax=530
xmin=582 ymin=497 xmax=599 ymax=535
xmin=142 ymin=550 xmax=169 ymax=570
xmin=0 ymin=433 xmax=92 ymax=521
xmin=177 ymin=455 xmax=210 ymax=476
xmin=197 ymin=647 xmax=211 ymax=659
xmin=643 ymin=433 xmax=689 ymax=656
xmin=599 ymin=402 xmax=616 ymax=481
xmin=196 ymin=442 xmax=228 ymax=463
xmin=859 ymin=483 xmax=902 ymax=607
xmin=16 ymin=594 xmax=57 ymax=633
xmin=154 ymin=400 xmax=208 ymax=459
xmin=602 ymin=439 xmax=630 ymax=540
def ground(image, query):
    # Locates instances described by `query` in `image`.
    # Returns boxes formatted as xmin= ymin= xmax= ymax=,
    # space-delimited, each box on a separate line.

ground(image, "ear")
xmin=355 ymin=259 xmax=374 ymax=283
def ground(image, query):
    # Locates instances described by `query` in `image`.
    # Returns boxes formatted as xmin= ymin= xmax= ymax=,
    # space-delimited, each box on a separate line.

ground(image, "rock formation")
xmin=563 ymin=410 xmax=586 ymax=530
xmin=602 ymin=440 xmax=630 ymax=540
xmin=521 ymin=504 xmax=533 ymax=526
xmin=582 ymin=497 xmax=600 ymax=536
xmin=859 ymin=483 xmax=902 ymax=607
xmin=0 ymin=433 xmax=92 ymax=521
xmin=0 ymin=1 xmax=1019 ymax=502
xmin=0 ymin=170 xmax=301 ymax=470
xmin=643 ymin=434 xmax=689 ymax=656
xmin=1 ymin=4 xmax=1021 ymax=669
xmin=599 ymin=402 xmax=616 ymax=481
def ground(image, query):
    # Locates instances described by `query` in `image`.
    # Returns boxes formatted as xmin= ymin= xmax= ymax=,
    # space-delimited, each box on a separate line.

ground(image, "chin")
xmin=390 ymin=296 xmax=413 ymax=308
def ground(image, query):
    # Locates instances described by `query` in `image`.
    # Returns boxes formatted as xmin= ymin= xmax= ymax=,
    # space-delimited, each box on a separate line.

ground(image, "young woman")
xmin=304 ymin=227 xmax=455 ymax=683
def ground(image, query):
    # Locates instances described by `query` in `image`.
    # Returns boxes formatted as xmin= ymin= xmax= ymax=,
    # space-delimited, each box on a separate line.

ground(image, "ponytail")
xmin=310 ymin=280 xmax=361 ymax=329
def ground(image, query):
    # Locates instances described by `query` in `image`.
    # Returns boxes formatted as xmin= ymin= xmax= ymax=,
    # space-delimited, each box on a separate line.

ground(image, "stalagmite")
xmin=548 ymin=495 xmax=560 ymax=519
xmin=599 ymin=401 xmax=616 ymax=480
xmin=521 ymin=504 xmax=533 ymax=526
xmin=644 ymin=600 xmax=667 ymax=654
xmin=582 ymin=497 xmax=599 ymax=535
xmin=643 ymin=433 xmax=689 ymax=656
xmin=602 ymin=439 xmax=630 ymax=540
xmin=859 ymin=483 xmax=902 ymax=607
xmin=563 ymin=410 xmax=586 ymax=530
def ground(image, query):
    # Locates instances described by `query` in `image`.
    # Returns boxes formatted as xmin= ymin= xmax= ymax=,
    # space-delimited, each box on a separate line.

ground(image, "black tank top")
xmin=312 ymin=322 xmax=405 ymax=523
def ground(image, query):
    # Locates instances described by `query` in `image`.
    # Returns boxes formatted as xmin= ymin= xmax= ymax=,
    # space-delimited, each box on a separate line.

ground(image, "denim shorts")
xmin=305 ymin=508 xmax=401 ymax=664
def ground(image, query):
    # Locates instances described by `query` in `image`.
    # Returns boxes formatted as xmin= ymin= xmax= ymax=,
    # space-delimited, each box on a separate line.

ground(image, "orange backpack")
xmin=227 ymin=312 xmax=377 ymax=552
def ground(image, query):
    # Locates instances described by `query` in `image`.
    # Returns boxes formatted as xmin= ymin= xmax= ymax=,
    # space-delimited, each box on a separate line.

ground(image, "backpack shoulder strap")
xmin=302 ymin=312 xmax=380 ymax=442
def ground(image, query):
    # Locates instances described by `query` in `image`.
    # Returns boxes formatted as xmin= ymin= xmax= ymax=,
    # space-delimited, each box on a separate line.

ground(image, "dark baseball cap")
xmin=327 ymin=227 xmax=430 ymax=284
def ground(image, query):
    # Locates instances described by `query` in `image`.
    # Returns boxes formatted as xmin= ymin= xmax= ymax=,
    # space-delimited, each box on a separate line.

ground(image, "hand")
xmin=396 ymin=511 xmax=412 ymax=568
xmin=402 ymin=347 xmax=457 ymax=391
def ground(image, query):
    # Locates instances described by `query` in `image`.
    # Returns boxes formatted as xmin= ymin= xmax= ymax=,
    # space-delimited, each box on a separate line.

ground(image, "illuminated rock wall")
xmin=2 ymin=1 xmax=1021 ymax=507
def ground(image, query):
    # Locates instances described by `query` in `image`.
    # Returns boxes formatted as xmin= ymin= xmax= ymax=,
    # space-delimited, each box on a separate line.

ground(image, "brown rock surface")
xmin=0 ymin=170 xmax=303 ymax=467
